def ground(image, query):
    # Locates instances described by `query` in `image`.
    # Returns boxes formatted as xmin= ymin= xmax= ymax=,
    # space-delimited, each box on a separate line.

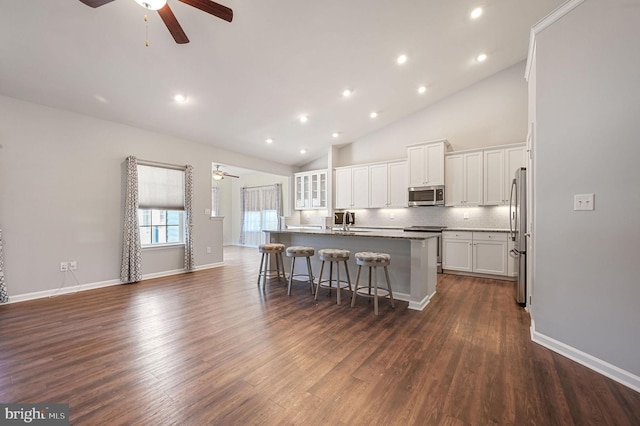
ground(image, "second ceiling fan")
xmin=79 ymin=0 xmax=233 ymax=44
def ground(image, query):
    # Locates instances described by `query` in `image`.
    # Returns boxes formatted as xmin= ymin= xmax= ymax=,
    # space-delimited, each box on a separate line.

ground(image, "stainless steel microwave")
xmin=408 ymin=185 xmax=445 ymax=206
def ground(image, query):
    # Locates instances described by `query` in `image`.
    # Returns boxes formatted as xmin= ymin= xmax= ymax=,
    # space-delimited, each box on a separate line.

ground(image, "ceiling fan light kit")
xmin=213 ymin=165 xmax=239 ymax=180
xmin=79 ymin=0 xmax=233 ymax=44
xmin=135 ymin=0 xmax=166 ymax=10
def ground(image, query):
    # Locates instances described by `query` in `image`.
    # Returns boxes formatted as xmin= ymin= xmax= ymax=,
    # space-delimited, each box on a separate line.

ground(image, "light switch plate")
xmin=204 ymin=208 xmax=211 ymax=215
xmin=574 ymin=193 xmax=595 ymax=211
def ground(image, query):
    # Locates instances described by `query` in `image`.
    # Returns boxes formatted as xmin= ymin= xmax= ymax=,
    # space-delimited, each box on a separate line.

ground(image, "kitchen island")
xmin=264 ymin=228 xmax=440 ymax=310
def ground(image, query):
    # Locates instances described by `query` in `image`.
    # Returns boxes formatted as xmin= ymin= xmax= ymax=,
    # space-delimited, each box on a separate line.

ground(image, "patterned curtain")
xmin=0 ymin=229 xmax=7 ymax=303
xmin=120 ymin=156 xmax=142 ymax=283
xmin=184 ymin=165 xmax=194 ymax=271
xmin=239 ymin=184 xmax=282 ymax=247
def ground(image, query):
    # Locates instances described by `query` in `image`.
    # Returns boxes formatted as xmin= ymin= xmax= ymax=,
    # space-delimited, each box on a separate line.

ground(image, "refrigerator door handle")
xmin=509 ymin=178 xmax=517 ymax=242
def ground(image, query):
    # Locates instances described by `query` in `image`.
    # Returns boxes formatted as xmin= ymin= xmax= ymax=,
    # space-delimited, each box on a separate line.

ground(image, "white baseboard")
xmin=408 ymin=291 xmax=436 ymax=311
xmin=7 ymin=278 xmax=122 ymax=303
xmin=7 ymin=262 xmax=225 ymax=304
xmin=531 ymin=319 xmax=640 ymax=393
xmin=194 ymin=262 xmax=225 ymax=271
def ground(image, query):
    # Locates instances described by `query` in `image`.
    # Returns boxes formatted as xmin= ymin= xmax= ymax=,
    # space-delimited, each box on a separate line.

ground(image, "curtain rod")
xmin=242 ymin=184 xmax=280 ymax=190
xmin=137 ymin=158 xmax=188 ymax=171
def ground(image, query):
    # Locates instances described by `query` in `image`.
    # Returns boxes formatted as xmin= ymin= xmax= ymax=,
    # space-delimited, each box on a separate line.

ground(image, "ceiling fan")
xmin=213 ymin=164 xmax=239 ymax=180
xmin=79 ymin=0 xmax=233 ymax=44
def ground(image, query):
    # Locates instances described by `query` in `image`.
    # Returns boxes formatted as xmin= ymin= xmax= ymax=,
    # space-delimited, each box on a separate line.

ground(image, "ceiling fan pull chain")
xmin=144 ymin=14 xmax=149 ymax=47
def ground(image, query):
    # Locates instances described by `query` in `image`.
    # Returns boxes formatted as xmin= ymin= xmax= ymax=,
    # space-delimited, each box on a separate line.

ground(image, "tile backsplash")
xmin=294 ymin=205 xmax=510 ymax=229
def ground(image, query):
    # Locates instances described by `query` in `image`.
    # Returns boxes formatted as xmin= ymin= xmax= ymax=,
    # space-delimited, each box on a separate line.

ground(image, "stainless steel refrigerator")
xmin=509 ymin=168 xmax=527 ymax=305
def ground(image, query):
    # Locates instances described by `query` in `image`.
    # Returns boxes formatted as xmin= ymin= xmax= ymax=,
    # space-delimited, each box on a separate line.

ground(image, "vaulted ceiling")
xmin=1 ymin=0 xmax=565 ymax=167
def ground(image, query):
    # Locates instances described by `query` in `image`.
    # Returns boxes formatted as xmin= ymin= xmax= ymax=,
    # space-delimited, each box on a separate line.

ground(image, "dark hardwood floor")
xmin=1 ymin=246 xmax=638 ymax=425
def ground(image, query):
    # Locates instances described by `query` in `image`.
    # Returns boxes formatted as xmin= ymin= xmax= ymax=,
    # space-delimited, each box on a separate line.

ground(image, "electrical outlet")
xmin=574 ymin=193 xmax=595 ymax=211
xmin=60 ymin=262 xmax=68 ymax=272
xmin=69 ymin=260 xmax=77 ymax=271
xmin=463 ymin=212 xmax=469 ymax=219
xmin=206 ymin=247 xmax=211 ymax=254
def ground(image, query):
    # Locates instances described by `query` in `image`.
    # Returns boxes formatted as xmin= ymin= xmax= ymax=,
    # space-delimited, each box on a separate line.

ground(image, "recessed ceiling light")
xmin=342 ymin=89 xmax=352 ymax=98
xmin=370 ymin=111 xmax=378 ymax=119
xmin=300 ymin=149 xmax=307 ymax=154
xmin=396 ymin=54 xmax=408 ymax=65
xmin=476 ymin=53 xmax=488 ymax=62
xmin=299 ymin=114 xmax=308 ymax=123
xmin=418 ymin=85 xmax=427 ymax=94
xmin=265 ymin=138 xmax=274 ymax=144
xmin=470 ymin=7 xmax=483 ymax=20
xmin=332 ymin=132 xmax=340 ymax=138
xmin=174 ymin=94 xmax=187 ymax=103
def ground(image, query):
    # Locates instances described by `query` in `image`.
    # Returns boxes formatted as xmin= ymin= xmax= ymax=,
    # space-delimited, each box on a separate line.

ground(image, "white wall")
xmin=533 ymin=0 xmax=640 ymax=378
xmin=336 ymin=61 xmax=528 ymax=166
xmin=0 ymin=96 xmax=294 ymax=299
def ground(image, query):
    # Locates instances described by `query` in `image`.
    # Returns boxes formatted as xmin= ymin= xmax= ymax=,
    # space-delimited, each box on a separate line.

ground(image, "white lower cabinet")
xmin=442 ymin=231 xmax=473 ymax=272
xmin=443 ymin=231 xmax=509 ymax=276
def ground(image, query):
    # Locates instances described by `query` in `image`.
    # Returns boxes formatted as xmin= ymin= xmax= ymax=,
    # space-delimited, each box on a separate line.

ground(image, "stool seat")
xmin=286 ymin=246 xmax=315 ymax=257
xmin=318 ymin=248 xmax=350 ymax=260
xmin=259 ymin=243 xmax=285 ymax=253
xmin=355 ymin=252 xmax=391 ymax=265
xmin=257 ymin=243 xmax=286 ymax=290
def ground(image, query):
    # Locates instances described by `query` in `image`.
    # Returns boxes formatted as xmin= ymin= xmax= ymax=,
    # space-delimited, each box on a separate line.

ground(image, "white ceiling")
xmin=0 ymin=0 xmax=565 ymax=167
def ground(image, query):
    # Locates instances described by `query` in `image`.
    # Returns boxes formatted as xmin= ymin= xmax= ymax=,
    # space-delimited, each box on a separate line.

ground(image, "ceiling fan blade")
xmin=78 ymin=0 xmax=116 ymax=7
xmin=223 ymin=173 xmax=240 ymax=178
xmin=157 ymin=4 xmax=190 ymax=44
xmin=178 ymin=0 xmax=233 ymax=22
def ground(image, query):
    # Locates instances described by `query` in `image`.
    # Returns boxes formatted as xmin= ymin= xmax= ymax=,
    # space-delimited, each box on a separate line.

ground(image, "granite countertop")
xmin=444 ymin=227 xmax=510 ymax=232
xmin=267 ymin=228 xmax=440 ymax=240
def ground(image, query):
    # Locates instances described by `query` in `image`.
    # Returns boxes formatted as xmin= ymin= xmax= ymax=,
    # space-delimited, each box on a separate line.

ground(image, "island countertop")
xmin=271 ymin=228 xmax=441 ymax=240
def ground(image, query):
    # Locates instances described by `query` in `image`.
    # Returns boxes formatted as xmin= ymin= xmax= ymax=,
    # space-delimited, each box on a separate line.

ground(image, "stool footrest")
xmin=317 ymin=279 xmax=351 ymax=289
xmin=354 ymin=287 xmax=391 ymax=297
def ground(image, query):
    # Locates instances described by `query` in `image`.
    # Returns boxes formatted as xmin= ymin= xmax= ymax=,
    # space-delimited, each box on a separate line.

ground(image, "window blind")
xmin=138 ymin=165 xmax=185 ymax=210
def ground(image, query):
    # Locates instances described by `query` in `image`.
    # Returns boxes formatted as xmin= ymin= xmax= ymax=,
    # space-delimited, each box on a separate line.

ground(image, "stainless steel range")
xmin=403 ymin=226 xmax=447 ymax=273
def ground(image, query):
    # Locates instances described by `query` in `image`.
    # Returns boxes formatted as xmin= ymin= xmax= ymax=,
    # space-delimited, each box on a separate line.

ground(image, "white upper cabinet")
xmin=336 ymin=160 xmax=407 ymax=209
xmin=483 ymin=145 xmax=526 ymax=205
xmin=352 ymin=166 xmax=369 ymax=208
xmin=369 ymin=160 xmax=408 ymax=208
xmin=407 ymin=140 xmax=450 ymax=187
xmin=368 ymin=163 xmax=388 ymax=208
xmin=294 ymin=169 xmax=327 ymax=210
xmin=335 ymin=166 xmax=369 ymax=209
xmin=335 ymin=167 xmax=353 ymax=210
xmin=387 ymin=160 xmax=408 ymax=207
xmin=445 ymin=151 xmax=483 ymax=206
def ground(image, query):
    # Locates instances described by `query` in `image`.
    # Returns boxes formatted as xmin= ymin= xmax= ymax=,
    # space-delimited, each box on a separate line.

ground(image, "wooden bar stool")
xmin=257 ymin=243 xmax=286 ymax=290
xmin=315 ymin=249 xmax=352 ymax=305
xmin=351 ymin=252 xmax=395 ymax=315
xmin=285 ymin=246 xmax=315 ymax=295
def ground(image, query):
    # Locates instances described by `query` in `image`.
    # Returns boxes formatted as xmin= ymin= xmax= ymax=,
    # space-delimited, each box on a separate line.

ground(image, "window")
xmin=137 ymin=164 xmax=186 ymax=247
xmin=239 ymin=184 xmax=282 ymax=246
xmin=211 ymin=186 xmax=220 ymax=217
xmin=138 ymin=210 xmax=184 ymax=246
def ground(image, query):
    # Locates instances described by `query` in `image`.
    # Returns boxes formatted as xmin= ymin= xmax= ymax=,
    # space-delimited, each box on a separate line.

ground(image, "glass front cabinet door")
xmin=294 ymin=170 xmax=327 ymax=210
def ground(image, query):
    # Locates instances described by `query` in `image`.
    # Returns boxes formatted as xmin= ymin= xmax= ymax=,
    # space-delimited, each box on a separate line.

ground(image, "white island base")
xmin=264 ymin=230 xmax=439 ymax=311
